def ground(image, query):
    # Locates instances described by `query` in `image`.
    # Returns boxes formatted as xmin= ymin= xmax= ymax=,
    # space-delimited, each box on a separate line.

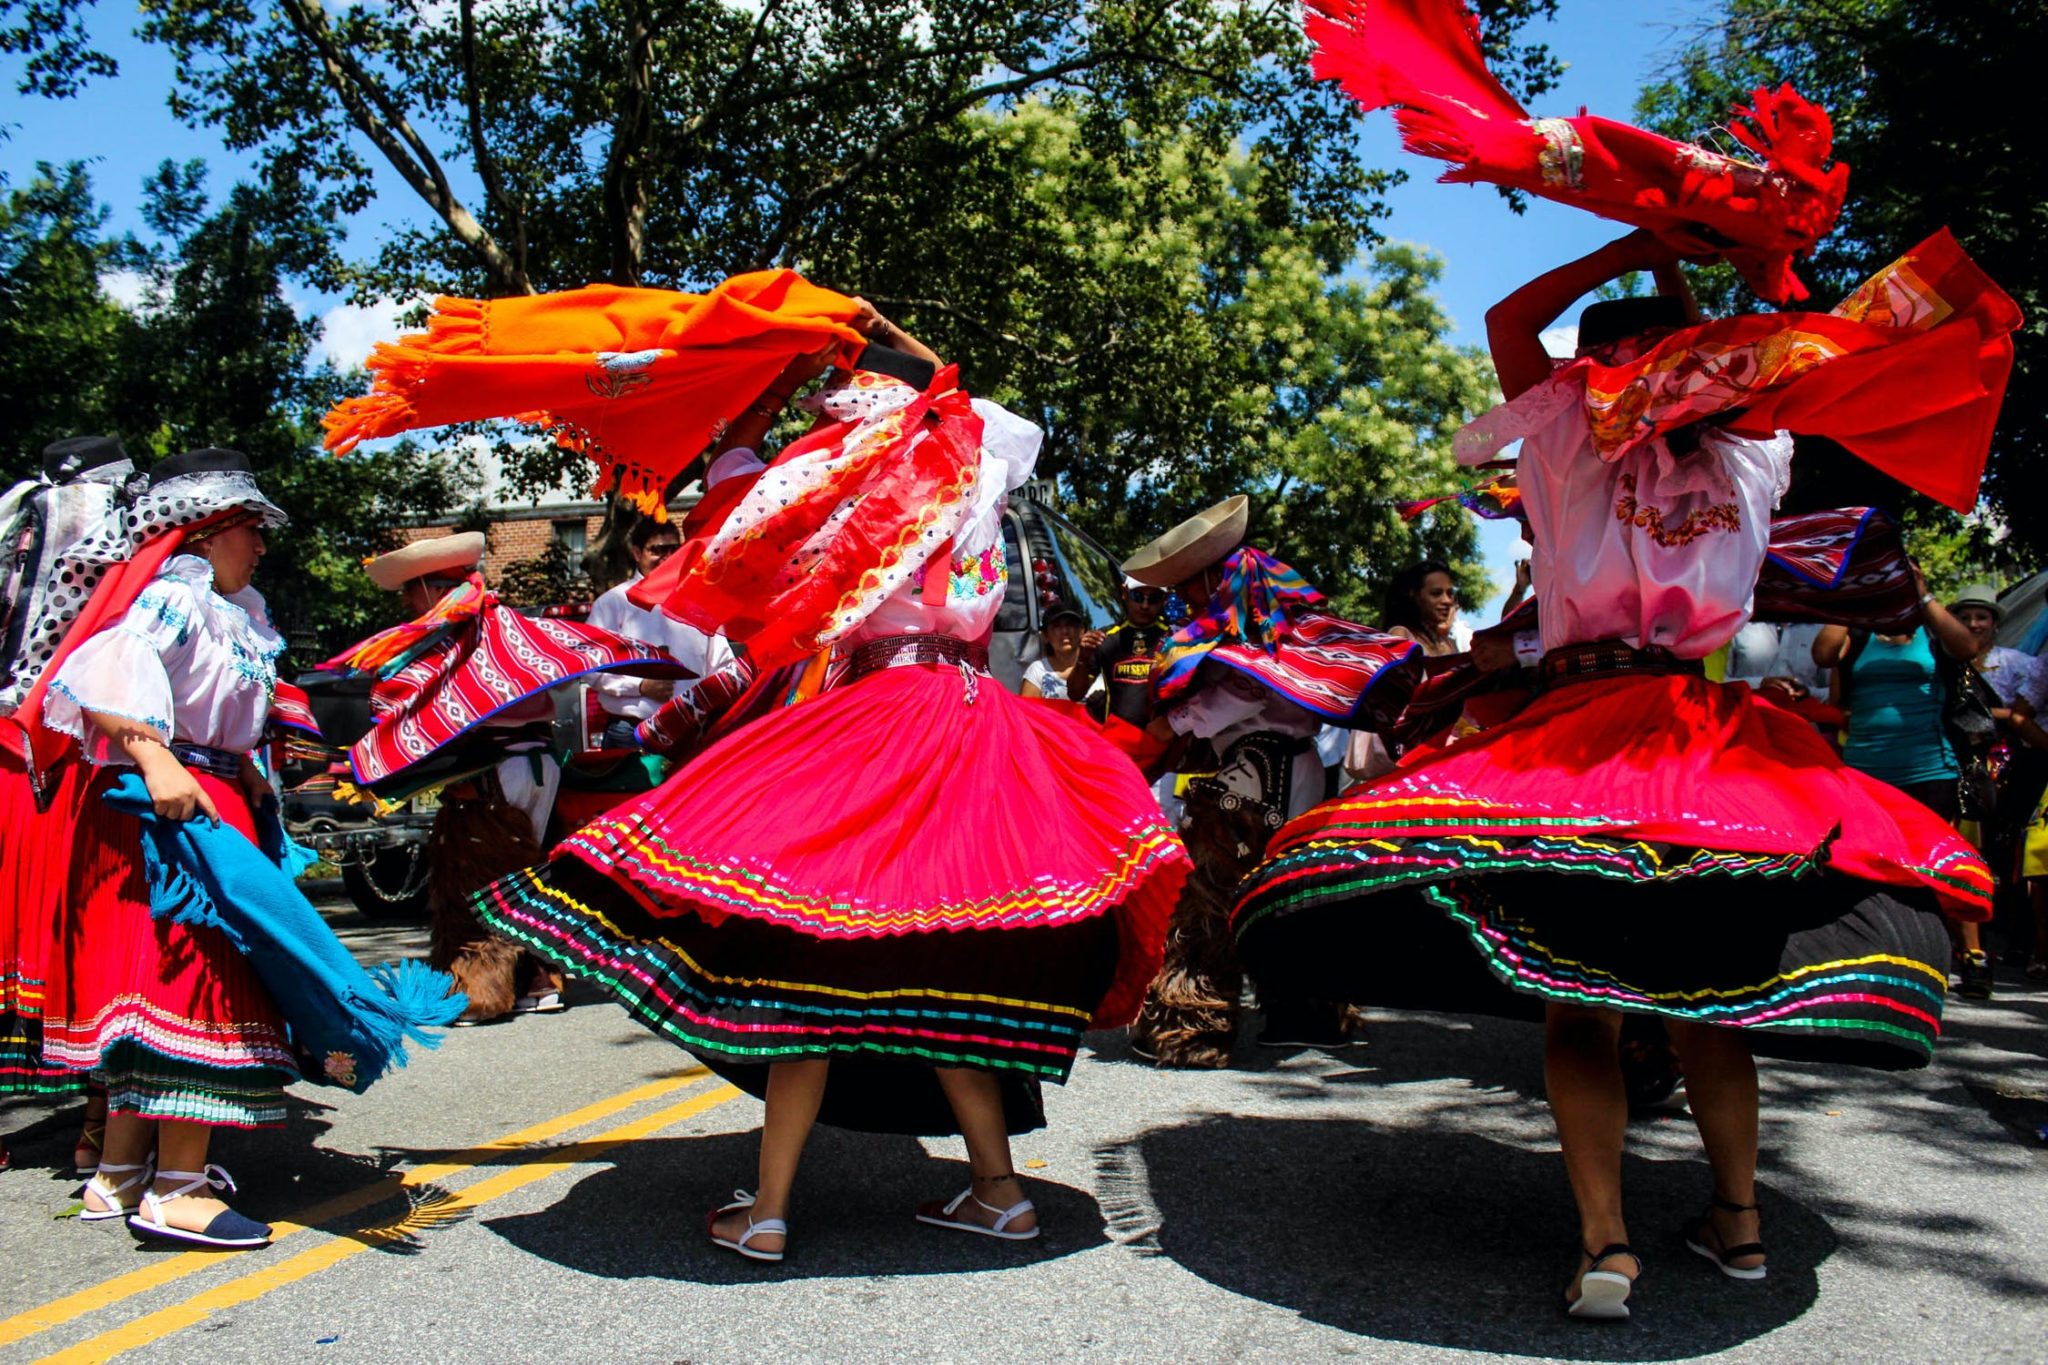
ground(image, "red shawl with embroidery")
xmin=1304 ymin=0 xmax=1847 ymax=302
xmin=1457 ymin=231 xmax=2021 ymax=513
xmin=633 ymin=367 xmax=987 ymax=674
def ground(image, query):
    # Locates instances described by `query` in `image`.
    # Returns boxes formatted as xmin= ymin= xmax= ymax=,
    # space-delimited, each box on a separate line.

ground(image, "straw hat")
xmin=367 ymin=531 xmax=486 ymax=590
xmin=1121 ymin=495 xmax=1249 ymax=588
xmin=1948 ymin=583 xmax=2003 ymax=620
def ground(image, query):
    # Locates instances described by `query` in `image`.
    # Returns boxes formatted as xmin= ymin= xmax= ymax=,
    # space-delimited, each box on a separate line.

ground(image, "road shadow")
xmin=1093 ymin=1114 xmax=1832 ymax=1361
xmin=1083 ymin=1009 xmax=1552 ymax=1098
xmin=480 ymin=1126 xmax=1106 ymax=1281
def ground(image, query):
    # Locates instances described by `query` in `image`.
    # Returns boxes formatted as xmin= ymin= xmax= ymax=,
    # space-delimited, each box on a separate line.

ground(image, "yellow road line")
xmin=0 ymin=1068 xmax=710 ymax=1350
xmin=35 ymin=1082 xmax=743 ymax=1365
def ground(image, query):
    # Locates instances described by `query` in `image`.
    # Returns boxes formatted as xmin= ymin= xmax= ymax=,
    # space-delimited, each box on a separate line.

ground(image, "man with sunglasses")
xmin=587 ymin=514 xmax=734 ymax=750
xmin=1074 ymin=577 xmax=1173 ymax=730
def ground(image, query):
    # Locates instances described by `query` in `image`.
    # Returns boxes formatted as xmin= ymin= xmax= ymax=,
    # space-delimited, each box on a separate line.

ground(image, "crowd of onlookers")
xmin=1024 ymin=564 xmax=2048 ymax=999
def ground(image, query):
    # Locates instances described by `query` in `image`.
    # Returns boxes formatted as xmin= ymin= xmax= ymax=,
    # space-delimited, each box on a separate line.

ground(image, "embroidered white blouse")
xmin=45 ymin=554 xmax=285 ymax=764
xmin=586 ymin=574 xmax=736 ymax=722
xmin=1497 ymin=382 xmax=1794 ymax=659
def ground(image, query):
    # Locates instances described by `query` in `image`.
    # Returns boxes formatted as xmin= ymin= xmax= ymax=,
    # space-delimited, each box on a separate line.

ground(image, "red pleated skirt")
xmin=549 ymin=661 xmax=1188 ymax=1027
xmin=0 ymin=729 xmax=88 ymax=1097
xmin=1256 ymin=672 xmax=1990 ymax=918
xmin=38 ymin=767 xmax=298 ymax=1127
xmin=479 ymin=659 xmax=1187 ymax=1135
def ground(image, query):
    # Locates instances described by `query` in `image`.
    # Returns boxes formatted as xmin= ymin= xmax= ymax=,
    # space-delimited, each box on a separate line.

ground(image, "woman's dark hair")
xmin=1381 ymin=560 xmax=1457 ymax=635
xmin=628 ymin=515 xmax=681 ymax=551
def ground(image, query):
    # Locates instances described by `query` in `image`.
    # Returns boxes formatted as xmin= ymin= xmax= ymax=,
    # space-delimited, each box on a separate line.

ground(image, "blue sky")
xmin=2 ymin=1 xmax=1715 ymax=607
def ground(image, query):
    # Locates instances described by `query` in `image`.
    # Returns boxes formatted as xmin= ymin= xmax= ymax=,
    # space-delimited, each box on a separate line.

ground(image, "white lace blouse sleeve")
xmin=44 ymin=575 xmax=195 ymax=760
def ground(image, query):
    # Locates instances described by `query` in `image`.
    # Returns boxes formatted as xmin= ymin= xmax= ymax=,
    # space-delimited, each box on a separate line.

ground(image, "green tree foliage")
xmin=0 ymin=163 xmax=128 ymax=453
xmin=1636 ymin=0 xmax=2045 ymax=576
xmin=1 ymin=0 xmax=1546 ymax=301
xmin=803 ymin=103 xmax=1495 ymax=617
xmin=3 ymin=0 xmax=1560 ymax=612
xmin=0 ymin=162 xmax=467 ymax=655
xmin=497 ymin=537 xmax=595 ymax=611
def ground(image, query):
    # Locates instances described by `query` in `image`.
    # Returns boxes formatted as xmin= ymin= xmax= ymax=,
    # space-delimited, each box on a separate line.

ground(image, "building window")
xmin=551 ymin=519 xmax=587 ymax=558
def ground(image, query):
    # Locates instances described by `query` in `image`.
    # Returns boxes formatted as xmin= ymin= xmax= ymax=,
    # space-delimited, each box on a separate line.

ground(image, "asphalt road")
xmin=2 ymin=889 xmax=2044 ymax=1364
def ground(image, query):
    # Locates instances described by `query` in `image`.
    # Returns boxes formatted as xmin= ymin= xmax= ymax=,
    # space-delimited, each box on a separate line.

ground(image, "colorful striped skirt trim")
xmin=0 ymin=1012 xmax=82 ymax=1098
xmin=558 ymin=809 xmax=1187 ymax=938
xmin=477 ymin=856 xmax=1122 ymax=1135
xmin=1234 ymin=832 xmax=1825 ymax=939
xmin=1234 ymin=837 xmax=1953 ymax=1070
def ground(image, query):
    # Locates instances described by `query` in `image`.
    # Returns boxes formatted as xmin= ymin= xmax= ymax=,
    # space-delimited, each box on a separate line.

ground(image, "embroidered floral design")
xmin=1614 ymin=472 xmax=1743 ymax=547
xmin=947 ymin=541 xmax=1006 ymax=604
xmin=323 ymin=1051 xmax=358 ymax=1088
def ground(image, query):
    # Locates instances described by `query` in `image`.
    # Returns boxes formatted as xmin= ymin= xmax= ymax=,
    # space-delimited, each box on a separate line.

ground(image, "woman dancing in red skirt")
xmin=1234 ymin=228 xmax=2017 ymax=1318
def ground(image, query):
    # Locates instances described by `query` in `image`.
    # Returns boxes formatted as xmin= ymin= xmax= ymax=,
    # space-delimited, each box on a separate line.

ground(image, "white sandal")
xmin=79 ymin=1161 xmax=152 ymax=1222
xmin=706 ymin=1190 xmax=787 ymax=1263
xmin=1565 ymin=1243 xmax=1640 ymax=1321
xmin=127 ymin=1165 xmax=272 ymax=1249
xmin=915 ymin=1186 xmax=1040 ymax=1241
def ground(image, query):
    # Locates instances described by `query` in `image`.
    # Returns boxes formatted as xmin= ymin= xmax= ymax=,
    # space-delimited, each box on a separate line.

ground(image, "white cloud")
xmin=1539 ymin=324 xmax=1578 ymax=360
xmin=99 ymin=269 xmax=149 ymax=311
xmin=313 ymin=298 xmax=412 ymax=372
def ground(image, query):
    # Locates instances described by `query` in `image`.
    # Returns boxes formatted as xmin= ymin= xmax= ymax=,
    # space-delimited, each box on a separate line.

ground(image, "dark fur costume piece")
xmin=425 ymin=780 xmax=557 ymax=1021
xmin=1131 ymin=734 xmax=1353 ymax=1067
xmin=1128 ymin=822 xmax=1246 ymax=1068
xmin=1131 ymin=736 xmax=1290 ymax=1067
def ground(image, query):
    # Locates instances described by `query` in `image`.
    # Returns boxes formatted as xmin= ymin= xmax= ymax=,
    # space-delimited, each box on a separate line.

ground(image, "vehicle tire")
xmin=341 ymin=843 xmax=431 ymax=922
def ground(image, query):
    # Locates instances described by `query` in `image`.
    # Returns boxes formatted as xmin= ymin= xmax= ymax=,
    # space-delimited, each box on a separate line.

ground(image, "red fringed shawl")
xmin=1457 ymin=231 xmax=2021 ymax=513
xmin=1304 ymin=0 xmax=1848 ymax=302
xmin=637 ymin=367 xmax=987 ymax=675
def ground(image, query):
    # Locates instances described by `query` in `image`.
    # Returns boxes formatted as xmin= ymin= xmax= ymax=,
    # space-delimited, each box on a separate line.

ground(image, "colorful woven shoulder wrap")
xmin=1156 ymin=546 xmax=1421 ymax=727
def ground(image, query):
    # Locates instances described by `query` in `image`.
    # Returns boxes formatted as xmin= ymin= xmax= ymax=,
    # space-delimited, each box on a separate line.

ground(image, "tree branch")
xmin=458 ymin=0 xmax=526 ymax=279
xmin=861 ymin=293 xmax=1079 ymax=368
xmin=755 ymin=46 xmax=1189 ymax=265
xmin=601 ymin=0 xmax=657 ymax=285
xmin=277 ymin=0 xmax=528 ymax=294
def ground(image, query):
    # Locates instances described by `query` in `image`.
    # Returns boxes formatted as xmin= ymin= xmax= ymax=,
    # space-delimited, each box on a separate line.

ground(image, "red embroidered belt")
xmin=845 ymin=634 xmax=990 ymax=680
xmin=845 ymin=635 xmax=991 ymax=704
xmin=1538 ymin=640 xmax=1704 ymax=690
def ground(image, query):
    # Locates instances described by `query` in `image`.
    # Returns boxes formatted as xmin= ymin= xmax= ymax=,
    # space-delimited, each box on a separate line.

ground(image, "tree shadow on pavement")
xmin=479 ymin=1126 xmax=1108 ymax=1282
xmin=1093 ymin=1114 xmax=1831 ymax=1361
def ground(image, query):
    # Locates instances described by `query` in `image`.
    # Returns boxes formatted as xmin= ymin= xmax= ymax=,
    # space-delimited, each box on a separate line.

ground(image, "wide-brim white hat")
xmin=366 ymin=531 xmax=487 ymax=590
xmin=1121 ymin=495 xmax=1249 ymax=588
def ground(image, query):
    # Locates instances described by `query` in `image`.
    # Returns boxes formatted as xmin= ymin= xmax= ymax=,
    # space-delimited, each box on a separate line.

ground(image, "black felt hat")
xmin=41 ymin=434 xmax=131 ymax=482
xmin=1576 ymin=296 xmax=1689 ymax=353
xmin=152 ymin=446 xmax=254 ymax=484
xmin=853 ymin=342 xmax=937 ymax=391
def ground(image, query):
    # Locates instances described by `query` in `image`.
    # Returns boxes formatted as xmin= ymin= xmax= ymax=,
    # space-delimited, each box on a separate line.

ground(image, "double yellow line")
xmin=4 ymin=1068 xmax=743 ymax=1363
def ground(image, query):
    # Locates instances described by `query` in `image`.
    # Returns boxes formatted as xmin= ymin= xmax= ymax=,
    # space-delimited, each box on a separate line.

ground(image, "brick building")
xmin=396 ymin=492 xmax=701 ymax=595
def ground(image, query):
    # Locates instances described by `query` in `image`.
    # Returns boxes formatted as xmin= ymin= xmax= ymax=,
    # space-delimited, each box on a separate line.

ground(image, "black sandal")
xmin=1683 ymin=1194 xmax=1767 ymax=1281
xmin=1564 ymin=1242 xmax=1640 ymax=1320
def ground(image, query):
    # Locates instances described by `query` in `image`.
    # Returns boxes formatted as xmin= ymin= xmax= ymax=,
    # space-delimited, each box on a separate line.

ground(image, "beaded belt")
xmin=844 ymin=635 xmax=991 ymax=704
xmin=1538 ymin=640 xmax=1704 ymax=690
xmin=169 ymin=742 xmax=245 ymax=779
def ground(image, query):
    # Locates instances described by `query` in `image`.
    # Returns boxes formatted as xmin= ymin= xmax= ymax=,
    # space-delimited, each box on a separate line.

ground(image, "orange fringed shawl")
xmin=322 ymin=272 xmax=866 ymax=507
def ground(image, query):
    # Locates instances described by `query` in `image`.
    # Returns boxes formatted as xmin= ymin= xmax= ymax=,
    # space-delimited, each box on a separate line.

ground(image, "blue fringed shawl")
xmin=104 ymin=775 xmax=466 ymax=1092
